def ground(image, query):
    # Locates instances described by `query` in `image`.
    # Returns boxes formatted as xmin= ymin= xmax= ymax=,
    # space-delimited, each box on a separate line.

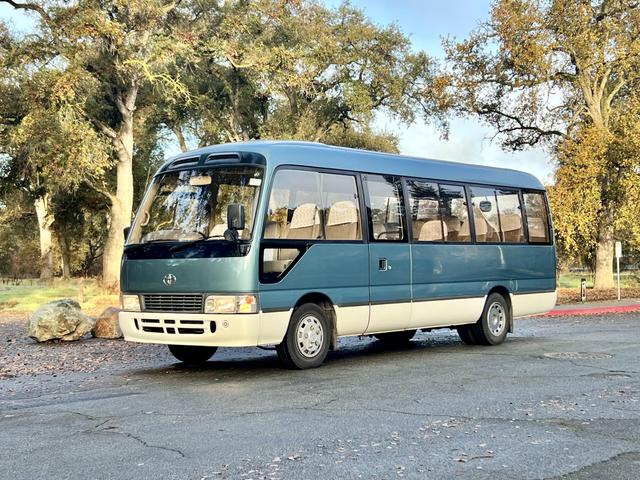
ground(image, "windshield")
xmin=128 ymin=166 xmax=263 ymax=245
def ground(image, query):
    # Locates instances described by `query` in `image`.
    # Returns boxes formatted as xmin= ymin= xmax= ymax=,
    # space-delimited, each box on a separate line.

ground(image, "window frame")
xmin=259 ymin=165 xmax=368 ymax=284
xmin=521 ymin=189 xmax=554 ymax=246
xmin=260 ymin=165 xmax=368 ymax=245
xmin=401 ymin=177 xmax=474 ymax=245
xmin=362 ymin=173 xmax=409 ymax=243
xmin=261 ymin=166 xmax=553 ymax=249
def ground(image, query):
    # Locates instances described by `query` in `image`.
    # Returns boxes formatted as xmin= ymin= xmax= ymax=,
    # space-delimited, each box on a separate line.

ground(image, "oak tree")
xmin=445 ymin=0 xmax=640 ymax=287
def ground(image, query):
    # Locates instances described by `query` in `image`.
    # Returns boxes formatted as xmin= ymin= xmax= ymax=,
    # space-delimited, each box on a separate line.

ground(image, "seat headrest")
xmin=290 ymin=203 xmax=319 ymax=229
xmin=327 ymin=201 xmax=358 ymax=226
xmin=500 ymin=213 xmax=522 ymax=231
xmin=419 ymin=220 xmax=448 ymax=241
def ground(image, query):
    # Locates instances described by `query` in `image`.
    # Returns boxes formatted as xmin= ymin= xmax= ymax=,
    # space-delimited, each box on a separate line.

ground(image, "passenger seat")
xmin=500 ymin=214 xmax=523 ymax=242
xmin=285 ymin=203 xmax=321 ymax=239
xmin=527 ymin=216 xmax=547 ymax=242
xmin=443 ymin=216 xmax=461 ymax=241
xmin=326 ymin=201 xmax=359 ymax=240
xmin=419 ymin=220 xmax=447 ymax=242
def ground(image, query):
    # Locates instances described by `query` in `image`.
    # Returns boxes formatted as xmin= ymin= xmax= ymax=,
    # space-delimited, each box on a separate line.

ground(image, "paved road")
xmin=1 ymin=314 xmax=639 ymax=479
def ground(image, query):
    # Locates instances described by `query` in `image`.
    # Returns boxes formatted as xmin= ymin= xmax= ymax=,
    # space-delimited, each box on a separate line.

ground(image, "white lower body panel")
xmin=511 ymin=291 xmax=557 ymax=317
xmin=120 ymin=290 xmax=557 ymax=347
xmin=409 ymin=296 xmax=486 ymax=329
xmin=119 ymin=310 xmax=290 ymax=347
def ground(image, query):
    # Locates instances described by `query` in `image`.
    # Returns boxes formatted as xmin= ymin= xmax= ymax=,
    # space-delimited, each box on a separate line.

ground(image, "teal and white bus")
xmin=119 ymin=141 xmax=556 ymax=369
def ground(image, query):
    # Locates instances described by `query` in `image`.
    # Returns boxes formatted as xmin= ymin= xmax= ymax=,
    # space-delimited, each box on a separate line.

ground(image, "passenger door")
xmin=363 ymin=174 xmax=412 ymax=334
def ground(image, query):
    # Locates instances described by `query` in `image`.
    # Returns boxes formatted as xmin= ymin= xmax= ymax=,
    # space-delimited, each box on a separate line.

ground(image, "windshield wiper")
xmin=169 ymin=235 xmax=225 ymax=253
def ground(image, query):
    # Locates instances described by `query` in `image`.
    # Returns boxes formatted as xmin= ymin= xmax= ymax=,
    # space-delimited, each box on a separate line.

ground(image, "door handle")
xmin=378 ymin=258 xmax=390 ymax=271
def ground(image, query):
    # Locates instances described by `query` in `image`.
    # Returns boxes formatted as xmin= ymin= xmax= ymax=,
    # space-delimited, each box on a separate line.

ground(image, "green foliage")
xmin=445 ymin=0 xmax=640 ymax=284
xmin=0 ymin=0 xmax=443 ymax=283
xmin=160 ymin=0 xmax=445 ymax=147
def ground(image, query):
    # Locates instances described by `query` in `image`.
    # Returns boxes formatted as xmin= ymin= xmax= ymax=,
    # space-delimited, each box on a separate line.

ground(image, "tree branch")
xmin=0 ymin=0 xmax=51 ymax=22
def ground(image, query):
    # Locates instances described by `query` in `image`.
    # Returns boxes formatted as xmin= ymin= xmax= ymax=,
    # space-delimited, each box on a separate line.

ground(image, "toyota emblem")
xmin=163 ymin=274 xmax=176 ymax=286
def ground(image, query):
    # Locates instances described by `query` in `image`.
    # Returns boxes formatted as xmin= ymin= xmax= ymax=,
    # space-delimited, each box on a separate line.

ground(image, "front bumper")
xmin=119 ymin=310 xmax=290 ymax=347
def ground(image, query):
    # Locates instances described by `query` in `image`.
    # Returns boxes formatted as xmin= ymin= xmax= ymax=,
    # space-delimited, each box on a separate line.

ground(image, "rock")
xmin=27 ymin=299 xmax=94 ymax=342
xmin=92 ymin=307 xmax=123 ymax=339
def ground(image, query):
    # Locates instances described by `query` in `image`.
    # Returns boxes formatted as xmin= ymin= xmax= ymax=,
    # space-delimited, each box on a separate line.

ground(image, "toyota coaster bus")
xmin=119 ymin=141 xmax=556 ymax=369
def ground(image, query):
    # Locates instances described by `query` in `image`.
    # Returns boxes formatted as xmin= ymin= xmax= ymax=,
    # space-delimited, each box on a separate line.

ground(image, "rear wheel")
xmin=470 ymin=293 xmax=509 ymax=345
xmin=374 ymin=329 xmax=416 ymax=346
xmin=277 ymin=303 xmax=330 ymax=369
xmin=168 ymin=344 xmax=217 ymax=365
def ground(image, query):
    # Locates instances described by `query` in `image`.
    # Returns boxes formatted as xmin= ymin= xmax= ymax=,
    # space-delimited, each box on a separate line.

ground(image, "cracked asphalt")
xmin=1 ymin=313 xmax=639 ymax=480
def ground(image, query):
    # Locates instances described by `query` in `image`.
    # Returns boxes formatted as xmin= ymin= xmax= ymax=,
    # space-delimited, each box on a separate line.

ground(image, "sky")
xmin=0 ymin=1 xmax=554 ymax=183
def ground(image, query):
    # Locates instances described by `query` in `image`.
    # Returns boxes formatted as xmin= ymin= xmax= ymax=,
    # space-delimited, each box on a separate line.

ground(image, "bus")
xmin=119 ymin=141 xmax=556 ymax=369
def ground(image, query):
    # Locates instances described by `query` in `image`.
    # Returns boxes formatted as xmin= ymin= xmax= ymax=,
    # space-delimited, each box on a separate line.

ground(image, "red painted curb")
xmin=540 ymin=304 xmax=640 ymax=317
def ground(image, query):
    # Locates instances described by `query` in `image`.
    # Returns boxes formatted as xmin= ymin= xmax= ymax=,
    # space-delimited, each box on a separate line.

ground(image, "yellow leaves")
xmin=122 ymin=59 xmax=190 ymax=103
xmin=490 ymin=0 xmax=554 ymax=79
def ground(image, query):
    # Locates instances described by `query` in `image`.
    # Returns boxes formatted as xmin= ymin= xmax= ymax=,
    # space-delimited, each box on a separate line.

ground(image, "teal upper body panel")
xmin=121 ymin=248 xmax=260 ymax=294
xmin=123 ymin=141 xmax=554 ymax=302
xmin=157 ymin=141 xmax=546 ymax=191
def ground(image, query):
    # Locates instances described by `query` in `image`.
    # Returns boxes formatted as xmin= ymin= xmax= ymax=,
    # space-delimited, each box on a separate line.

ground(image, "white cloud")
xmin=376 ymin=114 xmax=555 ymax=185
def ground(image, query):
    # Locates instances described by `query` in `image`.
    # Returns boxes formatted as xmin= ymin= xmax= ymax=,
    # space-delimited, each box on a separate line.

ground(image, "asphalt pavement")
xmin=1 ymin=313 xmax=639 ymax=479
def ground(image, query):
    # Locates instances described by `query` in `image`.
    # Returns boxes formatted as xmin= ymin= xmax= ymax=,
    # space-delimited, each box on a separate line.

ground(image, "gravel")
xmin=0 ymin=313 xmax=171 ymax=380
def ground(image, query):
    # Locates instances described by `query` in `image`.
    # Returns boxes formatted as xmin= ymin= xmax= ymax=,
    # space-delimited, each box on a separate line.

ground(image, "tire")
xmin=168 ymin=344 xmax=217 ymax=365
xmin=470 ymin=293 xmax=510 ymax=345
xmin=456 ymin=325 xmax=478 ymax=345
xmin=276 ymin=303 xmax=331 ymax=369
xmin=374 ymin=329 xmax=416 ymax=345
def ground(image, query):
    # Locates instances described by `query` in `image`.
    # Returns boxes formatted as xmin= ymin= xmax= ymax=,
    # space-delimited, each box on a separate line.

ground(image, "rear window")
xmin=523 ymin=192 xmax=551 ymax=243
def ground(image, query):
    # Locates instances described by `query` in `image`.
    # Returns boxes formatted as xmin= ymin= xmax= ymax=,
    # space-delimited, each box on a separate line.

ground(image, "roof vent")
xmin=204 ymin=153 xmax=241 ymax=164
xmin=169 ymin=157 xmax=199 ymax=169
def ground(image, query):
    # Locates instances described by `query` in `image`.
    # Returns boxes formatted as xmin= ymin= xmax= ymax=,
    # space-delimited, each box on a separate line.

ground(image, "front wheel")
xmin=276 ymin=303 xmax=330 ymax=369
xmin=168 ymin=344 xmax=217 ymax=365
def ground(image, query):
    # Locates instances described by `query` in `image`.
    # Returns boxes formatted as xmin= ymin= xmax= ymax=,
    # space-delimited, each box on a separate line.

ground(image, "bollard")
xmin=580 ymin=278 xmax=587 ymax=303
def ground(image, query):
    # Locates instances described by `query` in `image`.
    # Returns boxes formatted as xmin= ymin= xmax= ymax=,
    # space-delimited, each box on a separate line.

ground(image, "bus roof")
xmin=159 ymin=140 xmax=546 ymax=190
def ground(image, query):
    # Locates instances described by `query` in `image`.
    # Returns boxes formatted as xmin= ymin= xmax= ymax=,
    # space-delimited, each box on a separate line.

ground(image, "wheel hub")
xmin=296 ymin=315 xmax=324 ymax=358
xmin=487 ymin=302 xmax=506 ymax=336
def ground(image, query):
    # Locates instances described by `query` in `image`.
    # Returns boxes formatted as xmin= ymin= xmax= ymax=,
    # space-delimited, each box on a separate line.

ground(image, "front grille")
xmin=136 ymin=317 xmax=214 ymax=335
xmin=142 ymin=294 xmax=203 ymax=313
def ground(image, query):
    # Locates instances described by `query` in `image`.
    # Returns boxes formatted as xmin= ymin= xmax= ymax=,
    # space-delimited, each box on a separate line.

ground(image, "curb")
xmin=541 ymin=304 xmax=640 ymax=317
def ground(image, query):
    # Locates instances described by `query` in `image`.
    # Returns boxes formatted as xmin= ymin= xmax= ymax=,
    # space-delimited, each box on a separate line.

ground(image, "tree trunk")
xmin=58 ymin=232 xmax=71 ymax=279
xmin=173 ymin=126 xmax=188 ymax=152
xmin=593 ymin=210 xmax=615 ymax=289
xmin=34 ymin=194 xmax=54 ymax=281
xmin=102 ymin=88 xmax=137 ymax=290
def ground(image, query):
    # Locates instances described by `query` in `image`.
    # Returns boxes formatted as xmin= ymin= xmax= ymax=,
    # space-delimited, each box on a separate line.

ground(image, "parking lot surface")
xmin=1 ymin=313 xmax=639 ymax=479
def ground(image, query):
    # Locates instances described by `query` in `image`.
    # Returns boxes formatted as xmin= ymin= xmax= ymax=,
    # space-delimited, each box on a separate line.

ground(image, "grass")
xmin=557 ymin=272 xmax=640 ymax=289
xmin=0 ymin=278 xmax=118 ymax=316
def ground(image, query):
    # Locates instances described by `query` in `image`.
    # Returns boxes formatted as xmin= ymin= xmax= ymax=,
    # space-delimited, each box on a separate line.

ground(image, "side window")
xmin=470 ymin=187 xmax=501 ymax=242
xmin=264 ymin=169 xmax=322 ymax=240
xmin=321 ymin=173 xmax=362 ymax=241
xmin=495 ymin=189 xmax=525 ymax=243
xmin=406 ymin=180 xmax=444 ymax=242
xmin=523 ymin=192 xmax=550 ymax=243
xmin=439 ymin=184 xmax=471 ymax=242
xmin=364 ymin=175 xmax=406 ymax=241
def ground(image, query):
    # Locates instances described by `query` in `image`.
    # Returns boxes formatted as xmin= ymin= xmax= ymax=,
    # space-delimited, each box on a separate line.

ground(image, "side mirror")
xmin=123 ymin=226 xmax=131 ymax=240
xmin=479 ymin=200 xmax=492 ymax=213
xmin=227 ymin=203 xmax=246 ymax=231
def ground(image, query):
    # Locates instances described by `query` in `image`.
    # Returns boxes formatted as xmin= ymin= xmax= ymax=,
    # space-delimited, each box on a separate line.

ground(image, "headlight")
xmin=120 ymin=294 xmax=141 ymax=312
xmin=204 ymin=294 xmax=259 ymax=314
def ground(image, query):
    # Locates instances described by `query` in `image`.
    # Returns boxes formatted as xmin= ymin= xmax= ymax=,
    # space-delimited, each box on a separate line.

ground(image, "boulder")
xmin=92 ymin=307 xmax=123 ymax=339
xmin=27 ymin=299 xmax=94 ymax=342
